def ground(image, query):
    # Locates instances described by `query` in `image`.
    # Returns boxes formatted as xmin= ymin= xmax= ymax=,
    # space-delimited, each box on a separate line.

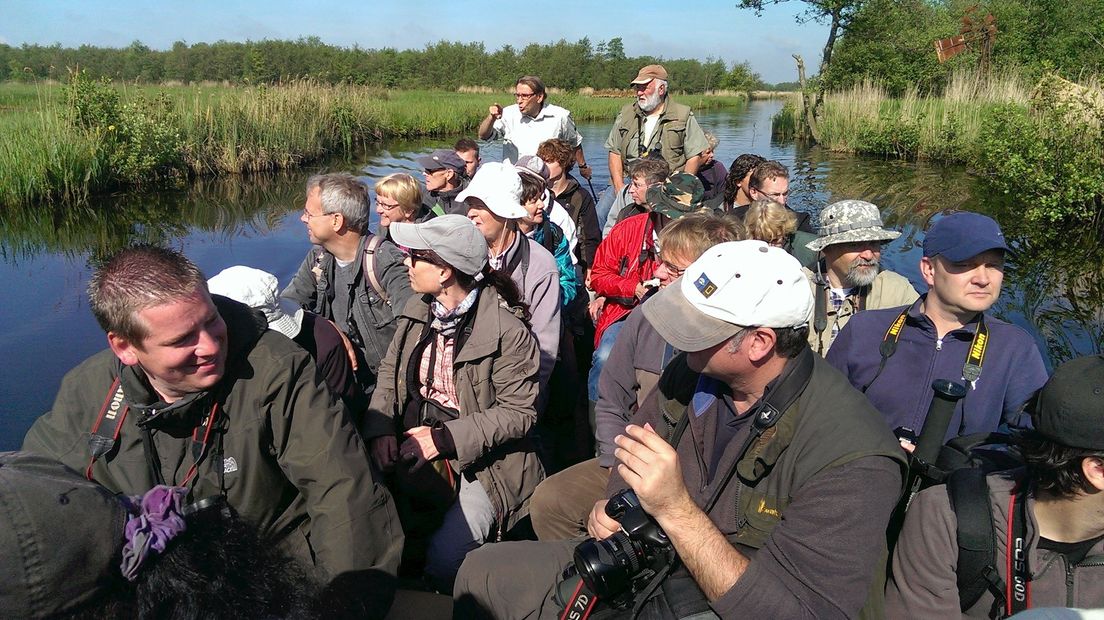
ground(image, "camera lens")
xmin=573 ymin=531 xmax=644 ymax=599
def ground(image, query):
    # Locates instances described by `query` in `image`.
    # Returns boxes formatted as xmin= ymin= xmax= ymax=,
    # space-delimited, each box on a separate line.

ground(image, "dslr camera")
xmin=571 ymin=489 xmax=673 ymax=606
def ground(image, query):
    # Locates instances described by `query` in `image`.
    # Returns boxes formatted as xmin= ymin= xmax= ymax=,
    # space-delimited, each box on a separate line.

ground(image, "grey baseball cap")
xmin=805 ymin=200 xmax=901 ymax=252
xmin=0 ymin=452 xmax=128 ymax=618
xmin=416 ymin=149 xmax=466 ymax=174
xmin=389 ymin=214 xmax=489 ymax=276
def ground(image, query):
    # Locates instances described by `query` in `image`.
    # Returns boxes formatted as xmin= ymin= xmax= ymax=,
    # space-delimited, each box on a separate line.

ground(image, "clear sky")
xmin=2 ymin=1 xmax=829 ymax=84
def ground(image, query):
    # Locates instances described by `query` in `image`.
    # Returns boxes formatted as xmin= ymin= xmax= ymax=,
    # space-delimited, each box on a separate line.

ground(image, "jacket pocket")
xmin=662 ymin=122 xmax=687 ymax=161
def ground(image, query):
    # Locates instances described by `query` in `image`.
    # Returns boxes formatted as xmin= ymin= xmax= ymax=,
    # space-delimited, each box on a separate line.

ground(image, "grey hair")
xmin=704 ymin=132 xmax=719 ymax=150
xmin=306 ymin=172 xmax=372 ymax=234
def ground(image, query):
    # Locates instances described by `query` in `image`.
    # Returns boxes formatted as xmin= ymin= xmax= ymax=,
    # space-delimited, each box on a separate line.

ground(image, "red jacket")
xmin=590 ymin=212 xmax=659 ymax=346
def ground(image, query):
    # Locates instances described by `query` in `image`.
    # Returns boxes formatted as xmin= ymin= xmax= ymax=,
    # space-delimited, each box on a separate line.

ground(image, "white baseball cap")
xmin=457 ymin=162 xmax=527 ymax=219
xmin=642 ymin=240 xmax=813 ymax=352
xmin=207 ymin=266 xmax=303 ymax=339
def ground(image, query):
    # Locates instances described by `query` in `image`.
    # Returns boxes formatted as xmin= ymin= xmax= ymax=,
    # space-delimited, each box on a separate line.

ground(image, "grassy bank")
xmin=772 ymin=71 xmax=1104 ymax=228
xmin=0 ymin=79 xmax=746 ymax=208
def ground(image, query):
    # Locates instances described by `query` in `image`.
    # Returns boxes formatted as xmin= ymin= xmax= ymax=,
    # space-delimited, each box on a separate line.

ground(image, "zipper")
xmin=1065 ymin=556 xmax=1075 ymax=608
xmin=1070 ymin=555 xmax=1104 ymax=608
xmin=935 ymin=337 xmax=943 ymax=351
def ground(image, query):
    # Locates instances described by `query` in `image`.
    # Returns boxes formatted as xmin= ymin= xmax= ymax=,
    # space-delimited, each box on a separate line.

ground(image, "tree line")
xmin=745 ymin=0 xmax=1104 ymax=96
xmin=1 ymin=37 xmax=768 ymax=92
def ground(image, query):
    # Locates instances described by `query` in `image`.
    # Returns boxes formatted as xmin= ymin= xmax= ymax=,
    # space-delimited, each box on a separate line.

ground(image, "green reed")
xmin=0 ymin=80 xmax=746 ymax=209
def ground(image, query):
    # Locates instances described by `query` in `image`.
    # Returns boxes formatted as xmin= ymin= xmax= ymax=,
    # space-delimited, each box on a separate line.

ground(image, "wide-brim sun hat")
xmin=457 ymin=162 xmax=527 ymax=220
xmin=208 ymin=266 xmax=303 ymax=339
xmin=805 ymin=199 xmax=901 ymax=252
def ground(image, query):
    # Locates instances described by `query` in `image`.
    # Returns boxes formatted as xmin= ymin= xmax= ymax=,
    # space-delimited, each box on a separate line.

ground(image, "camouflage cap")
xmin=647 ymin=173 xmax=704 ymax=220
xmin=805 ymin=199 xmax=901 ymax=252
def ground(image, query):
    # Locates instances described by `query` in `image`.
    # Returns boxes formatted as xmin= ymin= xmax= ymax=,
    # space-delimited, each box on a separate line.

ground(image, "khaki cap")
xmin=630 ymin=64 xmax=668 ymax=85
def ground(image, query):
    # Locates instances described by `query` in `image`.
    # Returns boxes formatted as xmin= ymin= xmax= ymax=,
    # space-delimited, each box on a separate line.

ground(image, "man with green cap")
xmin=587 ymin=173 xmax=703 ymax=412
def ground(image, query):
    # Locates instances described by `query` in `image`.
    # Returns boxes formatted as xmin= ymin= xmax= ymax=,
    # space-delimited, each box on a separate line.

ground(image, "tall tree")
xmin=737 ymin=0 xmax=863 ymax=78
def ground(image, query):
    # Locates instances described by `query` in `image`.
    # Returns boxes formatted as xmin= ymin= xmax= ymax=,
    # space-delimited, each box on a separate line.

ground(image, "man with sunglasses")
xmin=282 ymin=172 xmax=415 ymax=399
xmin=478 ymin=75 xmax=589 ymax=175
xmin=803 ymin=200 xmax=918 ymax=356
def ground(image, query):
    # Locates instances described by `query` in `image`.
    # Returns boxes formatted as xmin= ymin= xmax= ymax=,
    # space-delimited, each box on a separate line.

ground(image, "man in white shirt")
xmin=478 ymin=75 xmax=591 ymax=178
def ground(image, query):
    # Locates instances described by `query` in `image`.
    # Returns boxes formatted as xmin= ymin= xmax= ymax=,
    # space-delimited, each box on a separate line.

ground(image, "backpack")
xmin=931 ymin=433 xmax=1024 ymax=614
xmin=312 ymin=234 xmax=390 ymax=305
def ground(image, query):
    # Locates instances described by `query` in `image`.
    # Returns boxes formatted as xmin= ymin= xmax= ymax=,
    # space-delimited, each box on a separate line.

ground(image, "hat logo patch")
xmin=695 ymin=273 xmax=717 ymax=298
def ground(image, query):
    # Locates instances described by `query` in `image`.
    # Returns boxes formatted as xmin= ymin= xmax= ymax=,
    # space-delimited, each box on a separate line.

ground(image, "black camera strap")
xmin=1004 ymin=483 xmax=1031 ymax=617
xmin=703 ymin=347 xmax=814 ymax=514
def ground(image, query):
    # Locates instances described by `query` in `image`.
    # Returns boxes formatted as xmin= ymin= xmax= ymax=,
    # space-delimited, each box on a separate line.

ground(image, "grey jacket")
xmin=887 ymin=470 xmax=1104 ymax=618
xmin=496 ymin=233 xmax=561 ymax=392
xmin=23 ymin=296 xmax=403 ymax=584
xmin=281 ymin=233 xmax=414 ymax=386
xmin=363 ymin=288 xmax=545 ymax=535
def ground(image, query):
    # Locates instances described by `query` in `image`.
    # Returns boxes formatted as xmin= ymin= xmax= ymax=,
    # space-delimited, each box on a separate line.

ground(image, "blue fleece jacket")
xmin=826 ymin=296 xmax=1049 ymax=443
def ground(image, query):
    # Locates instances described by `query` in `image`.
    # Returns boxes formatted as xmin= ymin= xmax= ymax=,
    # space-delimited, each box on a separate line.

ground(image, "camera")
xmin=572 ymin=489 xmax=672 ymax=605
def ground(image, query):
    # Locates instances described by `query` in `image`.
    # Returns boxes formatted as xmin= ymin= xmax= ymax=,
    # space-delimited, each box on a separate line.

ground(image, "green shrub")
xmin=976 ymin=103 xmax=1104 ymax=227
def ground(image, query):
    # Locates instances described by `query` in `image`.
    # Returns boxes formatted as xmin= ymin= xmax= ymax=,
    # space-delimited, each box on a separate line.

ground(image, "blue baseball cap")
xmin=922 ymin=212 xmax=1009 ymax=262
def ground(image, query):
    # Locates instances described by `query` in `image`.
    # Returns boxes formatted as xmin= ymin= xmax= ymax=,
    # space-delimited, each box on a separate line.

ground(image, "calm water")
xmin=1 ymin=100 xmax=1099 ymax=450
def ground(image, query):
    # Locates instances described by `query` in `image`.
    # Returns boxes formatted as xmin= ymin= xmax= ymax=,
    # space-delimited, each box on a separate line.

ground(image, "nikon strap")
xmin=86 ymin=378 xmax=129 ymax=481
xmin=862 ymin=308 xmax=989 ymax=393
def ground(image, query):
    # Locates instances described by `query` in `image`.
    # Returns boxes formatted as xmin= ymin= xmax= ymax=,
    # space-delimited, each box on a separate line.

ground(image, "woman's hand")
xmin=401 ymin=426 xmax=441 ymax=471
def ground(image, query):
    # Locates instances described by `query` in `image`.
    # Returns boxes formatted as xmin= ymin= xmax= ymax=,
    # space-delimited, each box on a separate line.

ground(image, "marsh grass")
xmin=0 ymin=80 xmax=745 ymax=207
xmin=773 ymin=69 xmax=1033 ymax=161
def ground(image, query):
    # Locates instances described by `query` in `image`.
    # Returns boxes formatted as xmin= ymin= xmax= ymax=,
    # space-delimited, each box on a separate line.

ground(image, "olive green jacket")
xmin=23 ymin=296 xmax=403 ymax=583
xmin=605 ymin=98 xmax=709 ymax=173
xmin=362 ymin=288 xmax=545 ymax=535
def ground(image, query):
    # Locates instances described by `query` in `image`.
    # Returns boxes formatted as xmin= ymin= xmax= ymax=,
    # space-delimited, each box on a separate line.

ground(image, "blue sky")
xmin=2 ymin=1 xmax=829 ymax=84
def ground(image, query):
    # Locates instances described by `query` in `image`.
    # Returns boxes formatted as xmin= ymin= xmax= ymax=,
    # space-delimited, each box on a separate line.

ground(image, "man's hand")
xmin=587 ymin=499 xmax=620 ymax=540
xmin=634 ymin=282 xmax=649 ymax=300
xmin=327 ymin=319 xmax=358 ymax=371
xmin=369 ymin=435 xmax=398 ymax=471
xmin=578 ymin=165 xmax=593 ymax=180
xmin=488 ymin=103 xmax=503 ymax=119
xmin=401 ymin=426 xmax=440 ymax=472
xmin=588 ymin=296 xmax=606 ymax=323
xmin=614 ymin=423 xmax=692 ymax=519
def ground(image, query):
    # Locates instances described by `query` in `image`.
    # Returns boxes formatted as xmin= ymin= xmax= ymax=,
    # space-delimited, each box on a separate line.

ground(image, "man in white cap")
xmin=605 ymin=63 xmax=709 ymax=194
xmin=804 ymin=199 xmax=919 ymax=355
xmin=208 ymin=265 xmax=366 ymax=417
xmin=461 ymin=162 xmax=562 ymax=395
xmin=453 ymin=241 xmax=906 ymax=619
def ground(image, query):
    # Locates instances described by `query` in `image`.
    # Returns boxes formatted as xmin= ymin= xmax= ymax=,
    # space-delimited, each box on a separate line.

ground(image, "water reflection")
xmin=0 ymin=101 xmax=1099 ymax=451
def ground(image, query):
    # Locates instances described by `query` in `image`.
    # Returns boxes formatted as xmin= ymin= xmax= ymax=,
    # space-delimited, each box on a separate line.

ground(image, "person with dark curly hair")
xmin=0 ymin=452 xmax=320 ymax=620
xmin=887 ymin=355 xmax=1104 ymax=617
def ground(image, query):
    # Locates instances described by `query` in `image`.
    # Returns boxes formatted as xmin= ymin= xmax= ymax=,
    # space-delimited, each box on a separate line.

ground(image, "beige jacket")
xmin=804 ymin=267 xmax=919 ymax=356
xmin=363 ymin=288 xmax=545 ymax=535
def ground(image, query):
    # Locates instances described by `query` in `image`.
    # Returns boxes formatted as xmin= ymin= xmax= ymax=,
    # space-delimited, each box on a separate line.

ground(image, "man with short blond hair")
xmin=24 ymin=245 xmax=403 ymax=614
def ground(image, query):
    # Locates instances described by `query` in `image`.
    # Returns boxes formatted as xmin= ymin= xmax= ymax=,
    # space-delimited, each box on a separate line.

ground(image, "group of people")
xmin=4 ymin=63 xmax=1102 ymax=620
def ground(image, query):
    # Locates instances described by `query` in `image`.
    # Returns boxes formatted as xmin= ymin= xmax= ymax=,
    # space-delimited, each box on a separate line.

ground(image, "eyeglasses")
xmin=400 ymin=246 xmax=434 ymax=265
xmin=759 ymin=190 xmax=790 ymax=200
xmin=661 ymin=262 xmax=686 ymax=278
xmin=302 ymin=207 xmax=329 ymax=219
xmin=514 ymin=92 xmax=537 ymax=100
xmin=377 ymin=199 xmax=402 ymax=212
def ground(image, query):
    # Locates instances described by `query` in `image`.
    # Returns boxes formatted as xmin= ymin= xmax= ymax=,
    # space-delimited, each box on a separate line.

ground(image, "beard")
xmin=845 ymin=258 xmax=880 ymax=287
xmin=639 ymin=90 xmax=664 ymax=113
